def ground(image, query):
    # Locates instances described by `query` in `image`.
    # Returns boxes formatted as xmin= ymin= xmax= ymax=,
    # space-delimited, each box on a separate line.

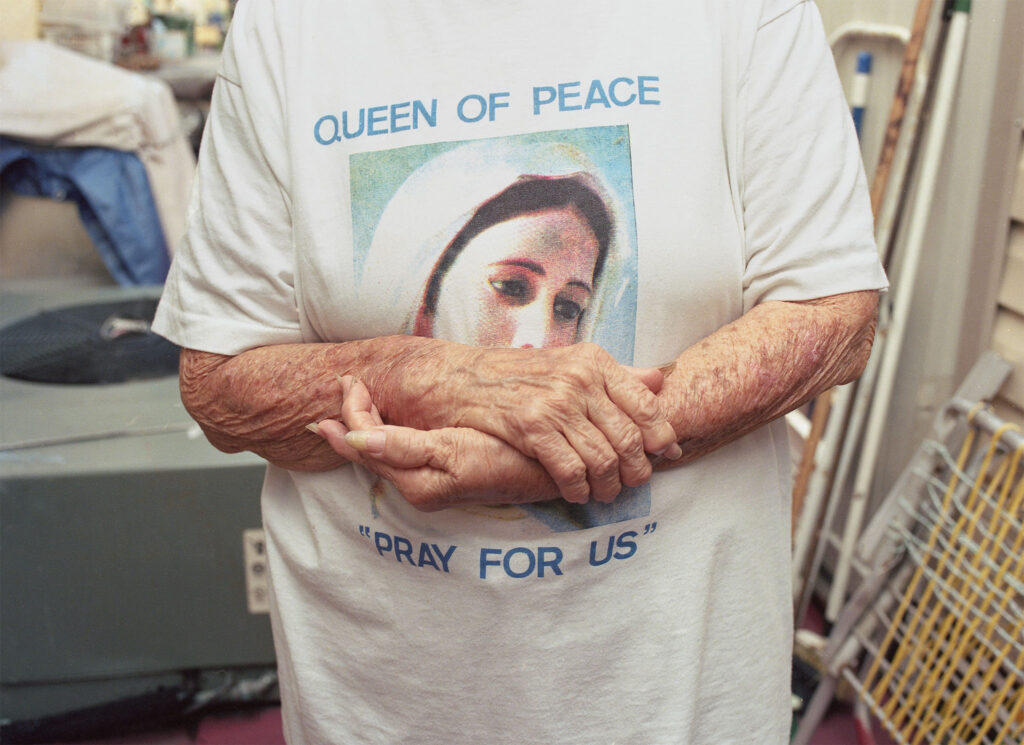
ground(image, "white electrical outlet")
xmin=243 ymin=528 xmax=270 ymax=614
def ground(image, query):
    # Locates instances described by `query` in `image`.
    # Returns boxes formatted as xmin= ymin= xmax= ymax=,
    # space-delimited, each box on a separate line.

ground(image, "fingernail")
xmin=306 ymin=422 xmax=321 ymax=435
xmin=654 ymin=442 xmax=682 ymax=460
xmin=345 ymin=429 xmax=386 ymax=455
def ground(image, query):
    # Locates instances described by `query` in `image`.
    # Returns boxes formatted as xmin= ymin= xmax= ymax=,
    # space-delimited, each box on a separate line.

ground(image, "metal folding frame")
xmin=792 ymin=352 xmax=1023 ymax=745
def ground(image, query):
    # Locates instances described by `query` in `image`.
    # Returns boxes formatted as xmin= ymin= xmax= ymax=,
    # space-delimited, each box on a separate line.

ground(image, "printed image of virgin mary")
xmin=354 ymin=133 xmax=648 ymax=530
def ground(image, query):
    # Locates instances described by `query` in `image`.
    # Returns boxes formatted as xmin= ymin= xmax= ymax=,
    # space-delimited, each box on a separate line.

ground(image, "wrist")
xmin=353 ymin=335 xmax=466 ymax=429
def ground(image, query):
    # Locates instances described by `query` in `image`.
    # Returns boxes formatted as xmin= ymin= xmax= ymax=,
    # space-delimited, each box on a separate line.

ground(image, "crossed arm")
xmin=180 ymin=290 xmax=878 ymax=510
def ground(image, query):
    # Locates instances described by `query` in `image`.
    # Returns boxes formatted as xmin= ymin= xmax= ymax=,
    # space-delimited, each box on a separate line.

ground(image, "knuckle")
xmin=558 ymin=460 xmax=588 ymax=485
xmin=520 ymin=401 xmax=552 ymax=430
xmin=622 ymin=459 xmax=653 ymax=487
xmin=518 ymin=420 xmax=552 ymax=449
xmin=402 ymin=481 xmax=448 ymax=512
xmin=551 ymin=462 xmax=589 ymax=502
xmin=617 ymin=427 xmax=646 ymax=458
xmin=590 ymin=451 xmax=620 ymax=481
xmin=433 ymin=432 xmax=461 ymax=470
xmin=518 ymin=406 xmax=576 ymax=446
xmin=629 ymin=399 xmax=666 ymax=433
xmin=631 ymin=390 xmax=662 ymax=419
xmin=549 ymin=344 xmax=595 ymax=378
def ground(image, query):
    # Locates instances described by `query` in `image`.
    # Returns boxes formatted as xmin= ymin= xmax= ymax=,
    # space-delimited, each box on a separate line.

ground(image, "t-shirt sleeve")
xmin=152 ymin=1 xmax=302 ymax=355
xmin=739 ymin=0 xmax=888 ymax=311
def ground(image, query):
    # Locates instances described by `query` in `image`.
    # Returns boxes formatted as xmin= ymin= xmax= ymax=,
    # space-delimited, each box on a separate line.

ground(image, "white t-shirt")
xmin=154 ymin=1 xmax=887 ymax=743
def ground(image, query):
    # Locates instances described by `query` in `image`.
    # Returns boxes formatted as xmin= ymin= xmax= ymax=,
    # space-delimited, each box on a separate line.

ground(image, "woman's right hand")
xmin=312 ymin=377 xmax=567 ymax=510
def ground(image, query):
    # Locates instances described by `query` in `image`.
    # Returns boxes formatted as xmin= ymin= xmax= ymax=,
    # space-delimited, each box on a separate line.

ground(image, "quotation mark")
xmin=642 ymin=522 xmax=657 ymax=535
xmin=358 ymin=525 xmax=372 ymax=537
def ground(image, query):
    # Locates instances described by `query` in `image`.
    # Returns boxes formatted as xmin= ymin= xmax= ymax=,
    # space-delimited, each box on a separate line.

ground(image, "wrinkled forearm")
xmin=178 ymin=335 xmax=456 ymax=471
xmin=655 ymin=290 xmax=878 ymax=466
xmin=181 ymin=289 xmax=877 ymax=480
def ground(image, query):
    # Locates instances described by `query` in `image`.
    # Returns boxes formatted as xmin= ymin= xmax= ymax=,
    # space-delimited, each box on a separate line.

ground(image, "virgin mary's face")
xmin=430 ymin=204 xmax=601 ymax=348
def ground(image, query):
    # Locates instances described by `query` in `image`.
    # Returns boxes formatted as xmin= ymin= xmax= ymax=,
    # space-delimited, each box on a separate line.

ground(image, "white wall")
xmin=0 ymin=0 xmax=40 ymax=40
xmin=817 ymin=0 xmax=918 ymax=185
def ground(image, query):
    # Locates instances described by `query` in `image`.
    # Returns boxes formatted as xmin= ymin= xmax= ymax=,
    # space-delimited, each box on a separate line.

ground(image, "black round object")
xmin=0 ymin=298 xmax=180 ymax=384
